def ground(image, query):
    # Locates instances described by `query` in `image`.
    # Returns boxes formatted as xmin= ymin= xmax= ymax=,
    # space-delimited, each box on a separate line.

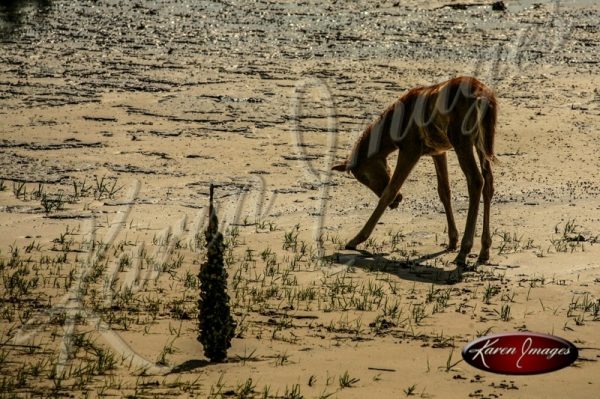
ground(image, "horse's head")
xmin=332 ymin=157 xmax=402 ymax=209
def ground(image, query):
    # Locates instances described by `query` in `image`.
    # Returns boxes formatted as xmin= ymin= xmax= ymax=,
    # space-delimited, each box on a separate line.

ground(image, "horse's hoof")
xmin=477 ymin=256 xmax=489 ymax=265
xmin=389 ymin=193 xmax=403 ymax=209
xmin=477 ymin=251 xmax=490 ymax=264
xmin=447 ymin=269 xmax=463 ymax=284
xmin=345 ymin=243 xmax=357 ymax=250
xmin=454 ymin=254 xmax=467 ymax=267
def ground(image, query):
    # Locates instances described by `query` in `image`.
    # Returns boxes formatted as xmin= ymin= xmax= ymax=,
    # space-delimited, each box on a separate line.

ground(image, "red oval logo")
xmin=462 ymin=332 xmax=578 ymax=375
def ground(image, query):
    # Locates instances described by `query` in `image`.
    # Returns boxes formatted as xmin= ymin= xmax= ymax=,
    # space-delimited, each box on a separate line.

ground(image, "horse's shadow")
xmin=325 ymin=249 xmax=466 ymax=285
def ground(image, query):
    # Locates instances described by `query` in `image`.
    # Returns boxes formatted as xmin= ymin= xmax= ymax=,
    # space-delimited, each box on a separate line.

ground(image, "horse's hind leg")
xmin=477 ymin=151 xmax=494 ymax=263
xmin=453 ymin=145 xmax=484 ymax=267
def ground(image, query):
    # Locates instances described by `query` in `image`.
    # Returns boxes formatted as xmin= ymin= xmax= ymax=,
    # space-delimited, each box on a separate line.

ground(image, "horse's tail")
xmin=475 ymin=92 xmax=498 ymax=164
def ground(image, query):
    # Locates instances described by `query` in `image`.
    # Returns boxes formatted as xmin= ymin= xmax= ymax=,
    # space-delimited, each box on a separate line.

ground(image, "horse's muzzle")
xmin=389 ymin=193 xmax=403 ymax=209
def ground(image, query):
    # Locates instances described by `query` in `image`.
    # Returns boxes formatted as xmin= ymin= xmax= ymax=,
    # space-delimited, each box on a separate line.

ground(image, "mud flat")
xmin=0 ymin=0 xmax=599 ymax=397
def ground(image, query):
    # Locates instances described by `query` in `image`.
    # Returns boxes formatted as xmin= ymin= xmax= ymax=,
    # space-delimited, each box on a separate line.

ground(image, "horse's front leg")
xmin=345 ymin=192 xmax=394 ymax=249
xmin=346 ymin=154 xmax=419 ymax=250
xmin=432 ymin=153 xmax=459 ymax=250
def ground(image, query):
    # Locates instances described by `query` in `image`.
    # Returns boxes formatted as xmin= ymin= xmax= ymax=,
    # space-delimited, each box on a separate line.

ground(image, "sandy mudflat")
xmin=1 ymin=0 xmax=599 ymax=398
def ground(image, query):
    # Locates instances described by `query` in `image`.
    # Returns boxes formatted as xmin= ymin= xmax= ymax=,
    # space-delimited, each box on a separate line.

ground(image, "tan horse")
xmin=332 ymin=76 xmax=497 ymax=267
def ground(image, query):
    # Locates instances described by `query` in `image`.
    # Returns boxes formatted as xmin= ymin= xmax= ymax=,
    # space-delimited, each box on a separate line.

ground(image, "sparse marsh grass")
xmin=7 ymin=175 xmax=124 ymax=207
xmin=567 ymin=293 xmax=600 ymax=326
xmin=404 ymin=383 xmax=417 ymax=396
xmin=12 ymin=181 xmax=27 ymax=200
xmin=482 ymin=283 xmax=500 ymax=305
xmin=442 ymin=347 xmax=462 ymax=372
xmin=93 ymin=175 xmax=123 ymax=200
xmin=549 ymin=219 xmax=594 ymax=254
xmin=1 ymin=181 xmax=598 ymax=397
xmin=338 ymin=370 xmax=359 ymax=389
xmin=495 ymin=303 xmax=512 ymax=321
xmin=41 ymin=191 xmax=65 ymax=213
xmin=493 ymin=229 xmax=536 ymax=255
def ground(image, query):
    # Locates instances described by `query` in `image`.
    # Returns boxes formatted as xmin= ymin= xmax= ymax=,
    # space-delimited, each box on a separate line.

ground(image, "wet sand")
xmin=1 ymin=0 xmax=599 ymax=397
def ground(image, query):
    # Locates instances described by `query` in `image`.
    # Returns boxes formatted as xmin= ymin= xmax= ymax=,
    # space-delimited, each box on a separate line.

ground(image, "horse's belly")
xmin=420 ymin=122 xmax=452 ymax=156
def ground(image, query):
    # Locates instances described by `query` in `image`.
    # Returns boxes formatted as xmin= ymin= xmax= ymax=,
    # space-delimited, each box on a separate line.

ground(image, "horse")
xmin=332 ymin=76 xmax=497 ymax=267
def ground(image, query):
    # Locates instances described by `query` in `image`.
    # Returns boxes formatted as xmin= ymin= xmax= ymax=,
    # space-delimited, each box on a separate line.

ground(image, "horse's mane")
xmin=345 ymin=85 xmax=425 ymax=170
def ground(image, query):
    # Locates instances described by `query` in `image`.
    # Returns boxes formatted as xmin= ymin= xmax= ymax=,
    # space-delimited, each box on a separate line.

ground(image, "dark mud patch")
xmin=82 ymin=115 xmax=118 ymax=122
xmin=185 ymin=154 xmax=215 ymax=160
xmin=104 ymin=163 xmax=184 ymax=176
xmin=0 ymin=153 xmax=93 ymax=184
xmin=0 ymin=140 xmax=104 ymax=151
xmin=148 ymin=130 xmax=182 ymax=138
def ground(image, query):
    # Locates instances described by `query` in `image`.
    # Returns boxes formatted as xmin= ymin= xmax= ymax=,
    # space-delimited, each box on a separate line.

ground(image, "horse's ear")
xmin=331 ymin=162 xmax=347 ymax=172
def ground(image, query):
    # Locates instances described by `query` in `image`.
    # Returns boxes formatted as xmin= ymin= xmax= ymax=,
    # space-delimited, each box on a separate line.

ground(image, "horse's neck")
xmin=349 ymin=127 xmax=396 ymax=168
